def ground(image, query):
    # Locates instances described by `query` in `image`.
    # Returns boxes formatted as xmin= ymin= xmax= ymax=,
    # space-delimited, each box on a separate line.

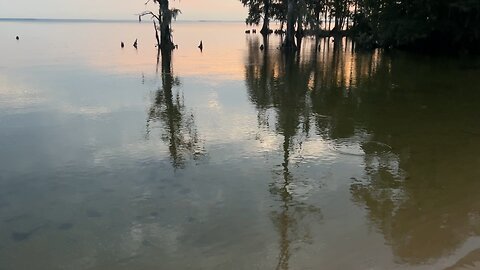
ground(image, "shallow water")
xmin=1 ymin=20 xmax=480 ymax=270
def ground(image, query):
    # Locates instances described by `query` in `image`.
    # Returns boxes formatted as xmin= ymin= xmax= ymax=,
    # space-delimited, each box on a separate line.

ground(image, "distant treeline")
xmin=240 ymin=0 xmax=480 ymax=52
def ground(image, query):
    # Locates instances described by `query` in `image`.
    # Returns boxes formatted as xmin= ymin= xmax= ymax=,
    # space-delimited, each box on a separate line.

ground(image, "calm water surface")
xmin=1 ymin=21 xmax=480 ymax=270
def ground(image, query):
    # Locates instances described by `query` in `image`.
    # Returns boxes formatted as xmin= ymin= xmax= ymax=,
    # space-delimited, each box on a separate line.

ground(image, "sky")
xmin=0 ymin=0 xmax=247 ymax=21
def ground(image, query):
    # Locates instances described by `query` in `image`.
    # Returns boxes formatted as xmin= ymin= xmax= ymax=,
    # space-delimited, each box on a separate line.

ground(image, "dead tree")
xmin=140 ymin=0 xmax=181 ymax=50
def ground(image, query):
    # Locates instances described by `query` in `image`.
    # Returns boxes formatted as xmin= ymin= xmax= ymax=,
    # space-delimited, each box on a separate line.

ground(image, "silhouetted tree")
xmin=284 ymin=0 xmax=298 ymax=50
xmin=240 ymin=0 xmax=480 ymax=52
xmin=241 ymin=0 xmax=273 ymax=35
xmin=140 ymin=0 xmax=181 ymax=50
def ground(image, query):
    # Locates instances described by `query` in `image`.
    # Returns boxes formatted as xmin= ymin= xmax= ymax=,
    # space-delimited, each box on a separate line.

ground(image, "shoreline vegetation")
xmin=138 ymin=0 xmax=479 ymax=55
xmin=239 ymin=0 xmax=480 ymax=53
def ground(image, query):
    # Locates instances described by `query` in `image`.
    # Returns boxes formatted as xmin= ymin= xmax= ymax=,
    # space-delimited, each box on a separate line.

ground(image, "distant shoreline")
xmin=0 ymin=18 xmax=244 ymax=24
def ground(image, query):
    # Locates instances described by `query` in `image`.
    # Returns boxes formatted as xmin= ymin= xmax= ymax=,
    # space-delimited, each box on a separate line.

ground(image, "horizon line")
xmin=0 ymin=17 xmax=245 ymax=23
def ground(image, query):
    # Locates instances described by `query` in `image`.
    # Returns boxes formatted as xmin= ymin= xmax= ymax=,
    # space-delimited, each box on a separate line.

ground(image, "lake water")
xmin=1 ymin=20 xmax=480 ymax=270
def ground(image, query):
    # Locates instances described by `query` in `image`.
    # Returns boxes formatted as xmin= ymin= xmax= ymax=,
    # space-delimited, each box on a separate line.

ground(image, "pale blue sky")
xmin=0 ymin=0 xmax=247 ymax=21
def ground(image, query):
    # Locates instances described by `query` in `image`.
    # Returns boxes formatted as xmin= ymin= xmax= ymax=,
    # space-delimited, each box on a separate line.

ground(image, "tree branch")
xmin=139 ymin=11 xmax=160 ymax=21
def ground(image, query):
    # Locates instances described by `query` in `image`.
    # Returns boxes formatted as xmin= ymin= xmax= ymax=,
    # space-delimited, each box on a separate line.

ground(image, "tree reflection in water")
xmin=147 ymin=49 xmax=206 ymax=169
xmin=348 ymin=53 xmax=480 ymax=266
xmin=246 ymin=36 xmax=324 ymax=270
xmin=246 ymin=34 xmax=480 ymax=268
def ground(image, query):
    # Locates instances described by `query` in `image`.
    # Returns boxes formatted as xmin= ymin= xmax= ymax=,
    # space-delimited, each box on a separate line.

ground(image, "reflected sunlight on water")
xmin=0 ymin=21 xmax=249 ymax=80
xmin=1 ymin=20 xmax=480 ymax=270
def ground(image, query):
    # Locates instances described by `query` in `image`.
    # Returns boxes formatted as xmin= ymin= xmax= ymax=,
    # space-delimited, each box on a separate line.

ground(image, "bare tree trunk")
xmin=161 ymin=45 xmax=172 ymax=73
xmin=324 ymin=11 xmax=328 ymax=31
xmin=334 ymin=16 xmax=339 ymax=33
xmin=315 ymin=8 xmax=321 ymax=31
xmin=160 ymin=0 xmax=174 ymax=50
xmin=260 ymin=0 xmax=270 ymax=35
xmin=284 ymin=0 xmax=297 ymax=51
xmin=328 ymin=10 xmax=332 ymax=31
xmin=345 ymin=4 xmax=350 ymax=31
xmin=296 ymin=14 xmax=304 ymax=38
xmin=353 ymin=0 xmax=358 ymax=28
xmin=296 ymin=13 xmax=304 ymax=51
xmin=153 ymin=20 xmax=160 ymax=48
xmin=339 ymin=15 xmax=344 ymax=31
xmin=296 ymin=0 xmax=305 ymax=38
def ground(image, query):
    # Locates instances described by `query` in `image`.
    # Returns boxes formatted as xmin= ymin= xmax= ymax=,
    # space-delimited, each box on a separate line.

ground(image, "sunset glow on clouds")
xmin=0 ymin=0 xmax=246 ymax=21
